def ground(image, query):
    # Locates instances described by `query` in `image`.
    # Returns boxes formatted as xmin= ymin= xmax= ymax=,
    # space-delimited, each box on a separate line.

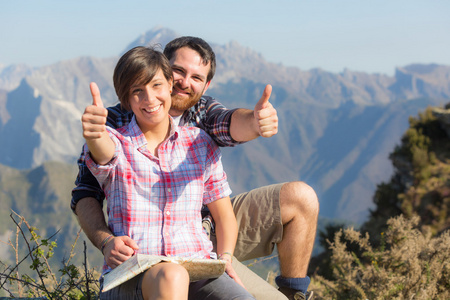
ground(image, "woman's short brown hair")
xmin=113 ymin=46 xmax=173 ymax=110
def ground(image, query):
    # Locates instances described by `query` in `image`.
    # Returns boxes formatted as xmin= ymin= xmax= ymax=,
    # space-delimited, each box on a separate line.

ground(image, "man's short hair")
xmin=113 ymin=46 xmax=173 ymax=110
xmin=164 ymin=36 xmax=216 ymax=83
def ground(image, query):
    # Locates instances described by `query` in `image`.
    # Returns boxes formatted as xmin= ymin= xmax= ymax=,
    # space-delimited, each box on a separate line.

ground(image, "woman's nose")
xmin=142 ymin=86 xmax=155 ymax=102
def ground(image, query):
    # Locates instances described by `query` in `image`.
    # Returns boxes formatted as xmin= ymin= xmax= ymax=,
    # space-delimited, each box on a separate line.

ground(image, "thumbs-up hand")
xmin=82 ymin=82 xmax=108 ymax=140
xmin=253 ymin=84 xmax=278 ymax=138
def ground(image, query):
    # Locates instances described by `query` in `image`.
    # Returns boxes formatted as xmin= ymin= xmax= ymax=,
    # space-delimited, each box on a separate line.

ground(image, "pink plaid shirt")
xmin=84 ymin=116 xmax=231 ymax=274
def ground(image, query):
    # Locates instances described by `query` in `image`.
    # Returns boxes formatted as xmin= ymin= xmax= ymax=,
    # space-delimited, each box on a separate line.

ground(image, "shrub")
xmin=0 ymin=211 xmax=100 ymax=299
xmin=311 ymin=215 xmax=450 ymax=299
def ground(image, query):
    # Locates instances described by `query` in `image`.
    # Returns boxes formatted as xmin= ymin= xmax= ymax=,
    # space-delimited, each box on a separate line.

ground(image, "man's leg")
xmin=230 ymin=182 xmax=319 ymax=299
xmin=276 ymin=181 xmax=319 ymax=298
xmin=278 ymin=181 xmax=318 ymax=277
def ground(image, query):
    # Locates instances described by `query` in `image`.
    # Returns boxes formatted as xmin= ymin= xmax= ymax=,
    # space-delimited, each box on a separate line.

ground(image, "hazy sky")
xmin=1 ymin=0 xmax=449 ymax=75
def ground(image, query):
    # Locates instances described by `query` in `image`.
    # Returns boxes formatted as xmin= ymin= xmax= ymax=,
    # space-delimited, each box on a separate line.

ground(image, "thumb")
xmin=122 ymin=236 xmax=139 ymax=250
xmin=90 ymin=82 xmax=104 ymax=108
xmin=254 ymin=84 xmax=272 ymax=111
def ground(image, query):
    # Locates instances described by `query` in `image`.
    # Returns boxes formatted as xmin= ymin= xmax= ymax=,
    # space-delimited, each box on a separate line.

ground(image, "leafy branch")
xmin=0 ymin=211 xmax=100 ymax=299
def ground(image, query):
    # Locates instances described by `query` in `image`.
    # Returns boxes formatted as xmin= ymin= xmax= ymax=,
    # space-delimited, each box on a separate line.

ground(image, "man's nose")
xmin=177 ymin=75 xmax=189 ymax=89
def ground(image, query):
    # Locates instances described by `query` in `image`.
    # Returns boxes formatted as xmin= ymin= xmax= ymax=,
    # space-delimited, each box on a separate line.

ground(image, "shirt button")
xmin=167 ymin=188 xmax=171 ymax=193
xmin=166 ymin=211 xmax=171 ymax=216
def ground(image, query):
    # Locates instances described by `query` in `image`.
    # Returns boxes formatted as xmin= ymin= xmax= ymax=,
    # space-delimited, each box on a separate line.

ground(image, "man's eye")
xmin=132 ymin=88 xmax=142 ymax=94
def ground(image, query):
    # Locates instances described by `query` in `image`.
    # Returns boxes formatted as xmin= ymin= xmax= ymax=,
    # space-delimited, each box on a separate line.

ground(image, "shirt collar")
xmin=128 ymin=115 xmax=180 ymax=148
xmin=168 ymin=115 xmax=180 ymax=141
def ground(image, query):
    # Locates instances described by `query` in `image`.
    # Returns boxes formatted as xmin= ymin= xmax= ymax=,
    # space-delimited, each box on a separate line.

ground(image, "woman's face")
xmin=128 ymin=68 xmax=173 ymax=131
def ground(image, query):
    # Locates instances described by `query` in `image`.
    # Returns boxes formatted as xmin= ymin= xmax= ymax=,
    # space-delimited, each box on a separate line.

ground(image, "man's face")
xmin=169 ymin=47 xmax=211 ymax=116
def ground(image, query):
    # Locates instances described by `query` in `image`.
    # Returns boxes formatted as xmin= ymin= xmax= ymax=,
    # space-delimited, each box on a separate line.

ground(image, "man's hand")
xmin=82 ymin=82 xmax=108 ymax=140
xmin=103 ymin=236 xmax=139 ymax=269
xmin=253 ymin=84 xmax=278 ymax=138
xmin=230 ymin=84 xmax=279 ymax=142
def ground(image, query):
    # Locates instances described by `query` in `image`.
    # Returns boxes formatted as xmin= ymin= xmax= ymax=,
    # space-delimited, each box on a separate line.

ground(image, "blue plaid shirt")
xmin=71 ymin=95 xmax=242 ymax=212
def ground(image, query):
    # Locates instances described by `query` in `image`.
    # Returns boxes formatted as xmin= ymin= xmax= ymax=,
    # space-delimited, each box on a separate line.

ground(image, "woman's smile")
xmin=142 ymin=104 xmax=162 ymax=114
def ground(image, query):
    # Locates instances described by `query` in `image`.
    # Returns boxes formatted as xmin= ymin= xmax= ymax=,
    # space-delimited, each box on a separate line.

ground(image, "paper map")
xmin=102 ymin=254 xmax=226 ymax=292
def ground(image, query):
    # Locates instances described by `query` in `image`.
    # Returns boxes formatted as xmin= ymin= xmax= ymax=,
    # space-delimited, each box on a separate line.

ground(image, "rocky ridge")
xmin=1 ymin=27 xmax=450 ymax=222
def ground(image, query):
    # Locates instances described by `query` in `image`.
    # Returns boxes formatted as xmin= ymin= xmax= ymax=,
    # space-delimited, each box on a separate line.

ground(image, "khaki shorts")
xmin=209 ymin=183 xmax=284 ymax=262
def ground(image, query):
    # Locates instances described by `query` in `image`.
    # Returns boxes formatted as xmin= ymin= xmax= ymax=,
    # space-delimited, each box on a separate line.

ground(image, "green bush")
xmin=0 ymin=211 xmax=100 ymax=299
xmin=311 ymin=215 xmax=450 ymax=299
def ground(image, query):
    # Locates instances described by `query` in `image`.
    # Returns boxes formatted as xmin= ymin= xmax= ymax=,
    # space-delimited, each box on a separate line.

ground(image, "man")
xmin=72 ymin=36 xmax=318 ymax=300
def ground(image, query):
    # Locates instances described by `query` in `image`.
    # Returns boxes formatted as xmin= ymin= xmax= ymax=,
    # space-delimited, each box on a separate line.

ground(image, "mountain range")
xmin=1 ymin=27 xmax=450 ymax=225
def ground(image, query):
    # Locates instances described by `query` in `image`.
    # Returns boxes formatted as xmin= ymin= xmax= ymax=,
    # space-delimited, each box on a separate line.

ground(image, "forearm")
xmin=75 ymin=197 xmax=112 ymax=250
xmin=215 ymin=216 xmax=238 ymax=257
xmin=230 ymin=108 xmax=259 ymax=142
xmin=86 ymin=132 xmax=115 ymax=165
xmin=207 ymin=197 xmax=238 ymax=256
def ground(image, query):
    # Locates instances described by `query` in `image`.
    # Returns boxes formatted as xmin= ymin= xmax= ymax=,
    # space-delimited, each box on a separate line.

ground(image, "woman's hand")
xmin=220 ymin=253 xmax=246 ymax=289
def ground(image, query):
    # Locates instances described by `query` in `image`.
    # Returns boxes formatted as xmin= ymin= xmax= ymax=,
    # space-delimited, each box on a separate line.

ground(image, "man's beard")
xmin=171 ymin=93 xmax=202 ymax=112
xmin=170 ymin=84 xmax=205 ymax=112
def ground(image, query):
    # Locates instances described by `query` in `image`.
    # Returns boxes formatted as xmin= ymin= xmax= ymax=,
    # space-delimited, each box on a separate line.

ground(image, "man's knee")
xmin=281 ymin=181 xmax=319 ymax=216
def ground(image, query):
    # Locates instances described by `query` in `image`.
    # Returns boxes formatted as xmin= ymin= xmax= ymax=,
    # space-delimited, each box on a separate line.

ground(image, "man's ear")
xmin=202 ymin=81 xmax=211 ymax=95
